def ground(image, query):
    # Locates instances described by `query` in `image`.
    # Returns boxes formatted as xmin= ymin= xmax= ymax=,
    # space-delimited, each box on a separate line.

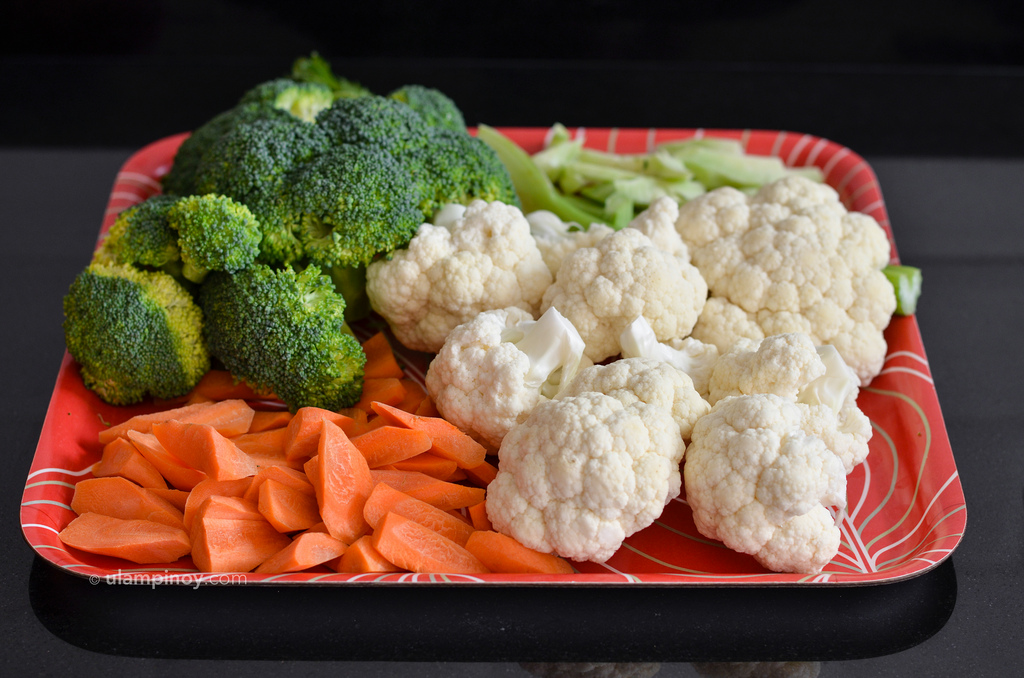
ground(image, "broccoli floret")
xmin=199 ymin=264 xmax=366 ymax=411
xmin=287 ymin=144 xmax=424 ymax=270
xmin=388 ymin=84 xmax=466 ymax=132
xmin=238 ymin=78 xmax=334 ymax=123
xmin=166 ymin=194 xmax=262 ymax=283
xmin=93 ymin=195 xmax=180 ymax=268
xmin=316 ymin=95 xmax=430 ymax=153
xmin=62 ymin=263 xmax=210 ymax=406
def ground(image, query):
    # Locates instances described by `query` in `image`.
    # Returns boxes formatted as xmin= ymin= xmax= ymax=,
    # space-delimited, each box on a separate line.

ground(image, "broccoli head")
xmin=199 ymin=264 xmax=366 ymax=411
xmin=388 ymin=84 xmax=466 ymax=133
xmin=237 ymin=78 xmax=334 ymax=123
xmin=287 ymin=144 xmax=424 ymax=269
xmin=93 ymin=195 xmax=180 ymax=268
xmin=315 ymin=94 xmax=430 ymax=153
xmin=62 ymin=262 xmax=210 ymax=406
xmin=291 ymin=52 xmax=372 ymax=100
xmin=166 ymin=194 xmax=262 ymax=283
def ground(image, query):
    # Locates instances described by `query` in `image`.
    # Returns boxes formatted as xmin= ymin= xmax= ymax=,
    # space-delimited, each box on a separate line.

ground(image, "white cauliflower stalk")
xmin=683 ymin=393 xmax=848 ymax=574
xmin=425 ymin=306 xmax=587 ymax=449
xmin=677 ymin=175 xmax=896 ymax=385
xmin=619 ymin=315 xmax=720 ymax=400
xmin=559 ymin=356 xmax=709 ymax=441
xmin=541 ymin=225 xmax=708 ymax=363
xmin=366 ymin=200 xmax=553 ymax=352
xmin=487 ymin=392 xmax=686 ymax=562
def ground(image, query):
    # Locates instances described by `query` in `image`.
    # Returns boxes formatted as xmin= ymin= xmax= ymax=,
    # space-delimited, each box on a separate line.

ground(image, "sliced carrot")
xmin=233 ymin=427 xmax=288 ymax=458
xmin=152 ymin=420 xmax=258 ymax=481
xmin=363 ymin=483 xmax=475 ymax=546
xmin=361 ymin=331 xmax=405 ymax=380
xmin=148 ymin=487 xmax=189 ymax=512
xmin=99 ymin=399 xmax=255 ymax=445
xmin=185 ymin=392 xmax=215 ymax=405
xmin=92 ymin=437 xmax=167 ymax=489
xmin=467 ymin=501 xmax=493 ymax=531
xmin=370 ymin=402 xmax=486 ymax=469
xmin=334 ymin=535 xmax=403 ymax=573
xmin=258 ymin=478 xmax=321 ymax=533
xmin=354 ymin=378 xmax=406 ymax=412
xmin=371 ymin=512 xmax=489 ymax=574
xmin=395 ymin=379 xmax=428 ymax=414
xmin=370 ymin=470 xmax=486 ymax=511
xmin=446 ymin=468 xmax=468 ymax=482
xmin=350 ymin=426 xmax=433 ymax=468
xmin=248 ymin=410 xmax=293 ymax=433
xmin=59 ymin=512 xmax=191 ymax=564
xmin=182 ymin=477 xmax=253 ymax=531
xmin=255 ymin=532 xmax=348 ymax=574
xmin=388 ymin=453 xmax=458 ymax=480
xmin=284 ymin=407 xmax=363 ymax=461
xmin=414 ymin=396 xmax=440 ymax=418
xmin=189 ymin=370 xmax=269 ymax=402
xmin=127 ymin=430 xmax=207 ymax=491
xmin=464 ymin=530 xmax=575 ymax=575
xmin=303 ymin=521 xmax=329 ymax=534
xmin=312 ymin=420 xmax=374 ymax=543
xmin=463 ymin=460 xmax=499 ymax=488
xmin=243 ymin=465 xmax=314 ymax=504
xmin=190 ymin=495 xmax=291 ymax=572
xmin=70 ymin=477 xmax=185 ymax=530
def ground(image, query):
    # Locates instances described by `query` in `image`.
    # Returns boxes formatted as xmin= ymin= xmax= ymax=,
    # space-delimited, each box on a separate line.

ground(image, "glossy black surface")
xmin=3 ymin=2 xmax=1023 ymax=675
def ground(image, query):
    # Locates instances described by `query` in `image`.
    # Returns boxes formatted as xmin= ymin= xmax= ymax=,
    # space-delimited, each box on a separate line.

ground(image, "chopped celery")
xmin=883 ymin=265 xmax=923 ymax=316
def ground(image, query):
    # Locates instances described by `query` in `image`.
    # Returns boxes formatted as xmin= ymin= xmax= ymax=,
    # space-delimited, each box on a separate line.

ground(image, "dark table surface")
xmin=3 ymin=3 xmax=1024 ymax=675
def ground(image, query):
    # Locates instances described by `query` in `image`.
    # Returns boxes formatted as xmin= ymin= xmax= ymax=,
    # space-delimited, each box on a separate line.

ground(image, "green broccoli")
xmin=287 ymin=144 xmax=424 ymax=270
xmin=238 ymin=78 xmax=334 ymax=123
xmin=316 ymin=94 xmax=430 ymax=153
xmin=93 ymin=195 xmax=180 ymax=269
xmin=166 ymin=194 xmax=262 ymax=283
xmin=199 ymin=264 xmax=366 ymax=412
xmin=62 ymin=262 xmax=210 ymax=406
xmin=388 ymin=84 xmax=466 ymax=132
xmin=413 ymin=127 xmax=520 ymax=217
xmin=291 ymin=52 xmax=372 ymax=100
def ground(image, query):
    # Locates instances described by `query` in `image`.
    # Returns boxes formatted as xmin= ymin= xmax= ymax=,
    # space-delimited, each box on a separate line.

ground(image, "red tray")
xmin=20 ymin=128 xmax=966 ymax=586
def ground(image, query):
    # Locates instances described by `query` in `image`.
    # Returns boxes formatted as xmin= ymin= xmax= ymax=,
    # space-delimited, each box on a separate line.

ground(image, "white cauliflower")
xmin=526 ymin=209 xmax=615 ymax=277
xmin=619 ymin=315 xmax=720 ymax=400
xmin=425 ymin=306 xmax=587 ymax=449
xmin=541 ymin=226 xmax=708 ymax=363
xmin=559 ymin=357 xmax=709 ymax=441
xmin=707 ymin=333 xmax=871 ymax=472
xmin=683 ymin=393 xmax=848 ymax=574
xmin=676 ymin=175 xmax=896 ymax=385
xmin=365 ymin=200 xmax=553 ymax=352
xmin=624 ymin=195 xmax=691 ymax=263
xmin=487 ymin=391 xmax=686 ymax=563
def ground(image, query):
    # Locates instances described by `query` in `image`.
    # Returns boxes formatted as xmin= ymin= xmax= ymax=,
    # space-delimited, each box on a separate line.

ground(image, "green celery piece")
xmin=532 ymin=138 xmax=582 ymax=181
xmin=605 ymin=191 xmax=636 ymax=229
xmin=476 ymin=124 xmax=610 ymax=227
xmin=883 ymin=264 xmax=923 ymax=316
xmin=657 ymin=137 xmax=747 ymax=157
xmin=683 ymin=147 xmax=798 ymax=189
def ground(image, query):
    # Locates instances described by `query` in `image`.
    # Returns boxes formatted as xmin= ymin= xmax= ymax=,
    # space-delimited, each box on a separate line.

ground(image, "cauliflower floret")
xmin=526 ymin=209 xmax=615 ymax=277
xmin=366 ymin=200 xmax=553 ymax=352
xmin=559 ymin=357 xmax=709 ymax=441
xmin=676 ymin=175 xmax=896 ymax=385
xmin=707 ymin=333 xmax=872 ymax=472
xmin=487 ymin=392 xmax=685 ymax=563
xmin=683 ymin=393 xmax=847 ymax=574
xmin=625 ymin=196 xmax=691 ymax=263
xmin=425 ymin=306 xmax=587 ymax=449
xmin=541 ymin=226 xmax=708 ymax=363
xmin=619 ymin=315 xmax=720 ymax=400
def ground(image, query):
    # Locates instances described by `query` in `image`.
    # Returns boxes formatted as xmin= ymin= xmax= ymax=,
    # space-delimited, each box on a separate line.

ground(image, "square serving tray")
xmin=21 ymin=128 xmax=966 ymax=586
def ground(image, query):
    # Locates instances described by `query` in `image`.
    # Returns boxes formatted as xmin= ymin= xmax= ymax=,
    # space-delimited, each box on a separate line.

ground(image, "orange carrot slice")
xmin=127 ymin=430 xmax=207 ymax=491
xmin=388 ymin=453 xmax=459 ymax=480
xmin=414 ymin=396 xmax=440 ymax=418
xmin=148 ymin=487 xmax=189 ymax=512
xmin=248 ymin=410 xmax=293 ymax=433
xmin=463 ymin=460 xmax=499 ymax=488
xmin=467 ymin=501 xmax=492 ymax=531
xmin=152 ymin=420 xmax=258 ymax=481
xmin=284 ymin=407 xmax=363 ymax=461
xmin=395 ymin=378 xmax=428 ymax=414
xmin=363 ymin=483 xmax=475 ymax=546
xmin=464 ymin=530 xmax=575 ymax=574
xmin=59 ymin=512 xmax=191 ymax=564
xmin=369 ymin=402 xmax=486 ymax=469
xmin=92 ymin=437 xmax=167 ymax=489
xmin=70 ymin=477 xmax=185 ymax=529
xmin=354 ymin=378 xmax=406 ymax=412
xmin=99 ymin=399 xmax=255 ymax=445
xmin=258 ymin=478 xmax=321 ymax=533
xmin=334 ymin=535 xmax=403 ymax=573
xmin=350 ymin=426 xmax=433 ymax=468
xmin=255 ymin=532 xmax=348 ymax=574
xmin=190 ymin=496 xmax=291 ymax=572
xmin=243 ymin=465 xmax=314 ymax=503
xmin=361 ymin=331 xmax=405 ymax=380
xmin=371 ymin=512 xmax=489 ymax=574
xmin=312 ymin=420 xmax=373 ymax=543
xmin=189 ymin=370 xmax=268 ymax=402
xmin=370 ymin=470 xmax=486 ymax=511
xmin=183 ymin=477 xmax=253 ymax=531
